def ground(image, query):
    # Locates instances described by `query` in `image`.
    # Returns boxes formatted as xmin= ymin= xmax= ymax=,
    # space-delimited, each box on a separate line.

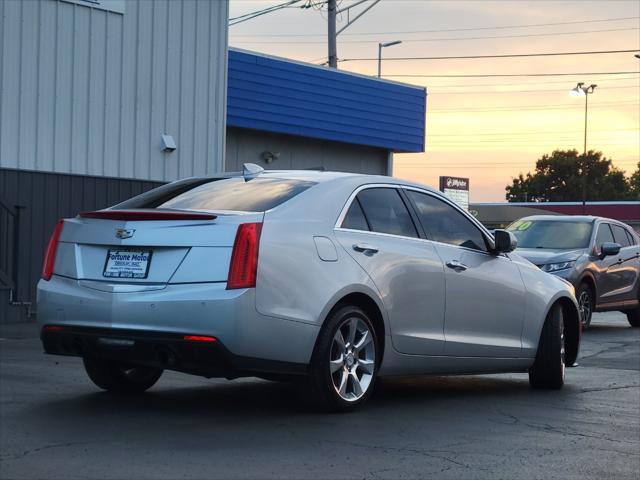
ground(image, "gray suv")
xmin=508 ymin=215 xmax=640 ymax=328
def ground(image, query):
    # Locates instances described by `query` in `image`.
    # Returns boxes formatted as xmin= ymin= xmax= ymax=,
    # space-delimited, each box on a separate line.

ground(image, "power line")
xmin=423 ymin=75 xmax=640 ymax=89
xmin=384 ymin=72 xmax=639 ymax=78
xmin=425 ymin=85 xmax=639 ymax=94
xmin=427 ymin=101 xmax=639 ymax=113
xmin=425 ymin=128 xmax=640 ymax=137
xmin=229 ymin=0 xmax=304 ymax=26
xmin=340 ymin=49 xmax=639 ymax=62
xmin=230 ymin=15 xmax=639 ymax=36
xmin=230 ymin=26 xmax=639 ymax=44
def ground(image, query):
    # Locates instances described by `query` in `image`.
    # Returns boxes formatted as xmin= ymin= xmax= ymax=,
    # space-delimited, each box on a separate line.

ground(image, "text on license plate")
xmin=103 ymin=249 xmax=152 ymax=279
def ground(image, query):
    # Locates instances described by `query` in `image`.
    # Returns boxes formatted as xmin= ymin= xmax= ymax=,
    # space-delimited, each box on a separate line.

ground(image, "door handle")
xmin=446 ymin=260 xmax=468 ymax=271
xmin=353 ymin=243 xmax=379 ymax=254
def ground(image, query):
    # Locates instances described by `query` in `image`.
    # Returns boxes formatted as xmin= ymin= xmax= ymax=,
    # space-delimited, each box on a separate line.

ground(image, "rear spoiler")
xmin=79 ymin=210 xmax=217 ymax=221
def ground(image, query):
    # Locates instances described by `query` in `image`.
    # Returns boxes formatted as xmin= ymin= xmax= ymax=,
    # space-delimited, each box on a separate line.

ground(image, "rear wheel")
xmin=529 ymin=304 xmax=565 ymax=389
xmin=577 ymin=282 xmax=594 ymax=329
xmin=627 ymin=308 xmax=640 ymax=328
xmin=83 ymin=356 xmax=163 ymax=392
xmin=307 ymin=305 xmax=378 ymax=411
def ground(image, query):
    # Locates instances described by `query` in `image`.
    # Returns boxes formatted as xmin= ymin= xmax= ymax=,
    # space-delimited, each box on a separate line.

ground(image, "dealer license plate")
xmin=103 ymin=249 xmax=152 ymax=279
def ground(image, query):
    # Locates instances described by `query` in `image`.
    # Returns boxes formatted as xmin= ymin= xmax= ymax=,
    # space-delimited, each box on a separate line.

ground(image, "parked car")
xmin=38 ymin=166 xmax=581 ymax=411
xmin=507 ymin=215 xmax=640 ymax=328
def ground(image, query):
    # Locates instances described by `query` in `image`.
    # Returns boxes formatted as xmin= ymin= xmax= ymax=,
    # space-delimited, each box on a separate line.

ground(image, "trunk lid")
xmin=55 ymin=210 xmax=264 ymax=285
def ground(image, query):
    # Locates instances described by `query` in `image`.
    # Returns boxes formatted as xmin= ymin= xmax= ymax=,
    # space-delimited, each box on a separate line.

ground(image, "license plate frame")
xmin=102 ymin=249 xmax=153 ymax=279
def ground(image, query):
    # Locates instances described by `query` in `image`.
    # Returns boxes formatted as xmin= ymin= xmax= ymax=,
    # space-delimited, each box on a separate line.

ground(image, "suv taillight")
xmin=227 ymin=222 xmax=262 ymax=290
xmin=42 ymin=220 xmax=64 ymax=281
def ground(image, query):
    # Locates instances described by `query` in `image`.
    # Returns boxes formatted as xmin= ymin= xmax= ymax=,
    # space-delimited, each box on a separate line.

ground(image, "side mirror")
xmin=494 ymin=229 xmax=517 ymax=253
xmin=600 ymin=242 xmax=621 ymax=258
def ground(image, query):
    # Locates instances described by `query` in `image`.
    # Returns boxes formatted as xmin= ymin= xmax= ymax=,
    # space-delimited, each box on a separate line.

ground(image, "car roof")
xmin=220 ymin=169 xmax=444 ymax=195
xmin=517 ymin=215 xmax=633 ymax=227
xmin=518 ymin=215 xmax=597 ymax=223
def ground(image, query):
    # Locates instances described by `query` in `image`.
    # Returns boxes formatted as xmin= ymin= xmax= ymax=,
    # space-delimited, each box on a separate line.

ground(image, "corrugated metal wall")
xmin=0 ymin=0 xmax=228 ymax=181
xmin=0 ymin=168 xmax=163 ymax=323
xmin=226 ymin=127 xmax=388 ymax=175
xmin=227 ymin=49 xmax=426 ymax=154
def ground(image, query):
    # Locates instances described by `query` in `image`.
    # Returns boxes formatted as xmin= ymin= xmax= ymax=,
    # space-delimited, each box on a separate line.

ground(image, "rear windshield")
xmin=113 ymin=177 xmax=316 ymax=213
xmin=507 ymin=219 xmax=593 ymax=249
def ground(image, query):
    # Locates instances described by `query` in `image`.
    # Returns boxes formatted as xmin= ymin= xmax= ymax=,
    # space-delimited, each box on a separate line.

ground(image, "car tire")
xmin=577 ymin=282 xmax=594 ymax=329
xmin=307 ymin=305 xmax=379 ymax=412
xmin=627 ymin=308 xmax=640 ymax=328
xmin=83 ymin=356 xmax=163 ymax=393
xmin=529 ymin=304 xmax=565 ymax=390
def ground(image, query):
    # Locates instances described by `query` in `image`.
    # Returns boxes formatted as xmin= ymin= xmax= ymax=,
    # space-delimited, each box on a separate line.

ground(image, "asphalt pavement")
xmin=1 ymin=312 xmax=638 ymax=480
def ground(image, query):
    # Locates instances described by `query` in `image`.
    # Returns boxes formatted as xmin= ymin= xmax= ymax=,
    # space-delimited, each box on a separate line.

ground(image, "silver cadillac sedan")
xmin=37 ymin=166 xmax=581 ymax=411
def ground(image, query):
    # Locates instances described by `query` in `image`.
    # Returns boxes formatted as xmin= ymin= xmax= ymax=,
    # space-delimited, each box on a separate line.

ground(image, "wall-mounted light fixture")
xmin=161 ymin=134 xmax=176 ymax=153
xmin=261 ymin=151 xmax=280 ymax=164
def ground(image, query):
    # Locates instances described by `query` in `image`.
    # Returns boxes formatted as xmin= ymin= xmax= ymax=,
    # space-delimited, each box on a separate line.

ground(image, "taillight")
xmin=227 ymin=222 xmax=263 ymax=290
xmin=42 ymin=219 xmax=64 ymax=281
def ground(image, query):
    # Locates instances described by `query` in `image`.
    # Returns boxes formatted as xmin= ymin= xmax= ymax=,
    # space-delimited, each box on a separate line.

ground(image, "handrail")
xmin=0 ymin=197 xmax=21 ymax=294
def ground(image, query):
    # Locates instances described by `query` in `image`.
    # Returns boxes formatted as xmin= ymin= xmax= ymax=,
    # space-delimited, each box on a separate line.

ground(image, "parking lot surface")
xmin=1 ymin=312 xmax=638 ymax=480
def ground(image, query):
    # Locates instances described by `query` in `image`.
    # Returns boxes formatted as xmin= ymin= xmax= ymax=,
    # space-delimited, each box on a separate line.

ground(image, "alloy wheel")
xmin=578 ymin=290 xmax=592 ymax=327
xmin=329 ymin=317 xmax=376 ymax=402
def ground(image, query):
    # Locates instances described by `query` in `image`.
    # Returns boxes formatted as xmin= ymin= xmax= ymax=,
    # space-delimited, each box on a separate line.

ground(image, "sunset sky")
xmin=228 ymin=0 xmax=640 ymax=201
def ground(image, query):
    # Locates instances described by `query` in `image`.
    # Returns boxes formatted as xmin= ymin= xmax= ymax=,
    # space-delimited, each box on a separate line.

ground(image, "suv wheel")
xmin=83 ymin=356 xmax=163 ymax=392
xmin=308 ymin=305 xmax=378 ymax=411
xmin=627 ymin=308 xmax=640 ymax=328
xmin=577 ymin=282 xmax=594 ymax=329
xmin=529 ymin=304 xmax=565 ymax=389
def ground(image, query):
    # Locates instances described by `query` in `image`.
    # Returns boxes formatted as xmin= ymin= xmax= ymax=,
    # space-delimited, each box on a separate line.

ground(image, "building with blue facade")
xmin=225 ymin=49 xmax=426 ymax=176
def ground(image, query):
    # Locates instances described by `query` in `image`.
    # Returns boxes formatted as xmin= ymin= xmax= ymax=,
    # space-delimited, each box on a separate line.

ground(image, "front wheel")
xmin=83 ymin=356 xmax=163 ymax=393
xmin=307 ymin=305 xmax=379 ymax=411
xmin=529 ymin=304 xmax=565 ymax=389
xmin=627 ymin=308 xmax=640 ymax=328
xmin=577 ymin=282 xmax=593 ymax=329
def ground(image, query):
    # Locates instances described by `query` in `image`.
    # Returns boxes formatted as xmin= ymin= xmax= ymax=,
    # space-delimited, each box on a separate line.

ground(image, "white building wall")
xmin=0 ymin=0 xmax=228 ymax=181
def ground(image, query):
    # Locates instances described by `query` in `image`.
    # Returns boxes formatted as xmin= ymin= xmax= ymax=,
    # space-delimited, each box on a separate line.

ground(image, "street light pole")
xmin=571 ymin=82 xmax=597 ymax=214
xmin=377 ymin=40 xmax=402 ymax=78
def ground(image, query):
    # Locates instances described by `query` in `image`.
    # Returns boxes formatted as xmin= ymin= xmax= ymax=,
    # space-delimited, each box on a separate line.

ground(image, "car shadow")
xmin=27 ymin=373 xmax=559 ymax=423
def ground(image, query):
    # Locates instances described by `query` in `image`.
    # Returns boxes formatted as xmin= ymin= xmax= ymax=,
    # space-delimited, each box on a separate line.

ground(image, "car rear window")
xmin=113 ymin=177 xmax=316 ymax=212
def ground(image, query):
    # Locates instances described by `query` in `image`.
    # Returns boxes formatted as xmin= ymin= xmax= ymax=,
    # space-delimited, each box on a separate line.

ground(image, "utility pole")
xmin=326 ymin=0 xmax=381 ymax=69
xmin=328 ymin=0 xmax=337 ymax=68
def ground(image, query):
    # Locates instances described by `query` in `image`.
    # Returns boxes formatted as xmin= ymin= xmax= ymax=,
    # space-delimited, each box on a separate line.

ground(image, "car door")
xmin=605 ymin=223 xmax=639 ymax=303
xmin=592 ymin=222 xmax=627 ymax=306
xmin=334 ymin=186 xmax=447 ymax=356
xmin=405 ymin=189 xmax=526 ymax=358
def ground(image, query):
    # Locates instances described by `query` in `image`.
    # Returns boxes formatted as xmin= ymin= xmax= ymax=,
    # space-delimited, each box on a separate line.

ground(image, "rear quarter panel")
xmin=255 ymin=179 xmax=386 ymax=330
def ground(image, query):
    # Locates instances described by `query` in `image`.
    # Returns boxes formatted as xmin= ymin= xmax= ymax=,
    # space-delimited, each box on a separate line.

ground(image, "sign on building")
xmin=439 ymin=176 xmax=470 ymax=210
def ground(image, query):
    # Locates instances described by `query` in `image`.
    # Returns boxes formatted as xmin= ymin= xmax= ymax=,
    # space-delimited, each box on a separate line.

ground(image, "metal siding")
xmin=227 ymin=49 xmax=426 ymax=153
xmin=225 ymin=127 xmax=387 ymax=176
xmin=0 ymin=168 xmax=164 ymax=323
xmin=0 ymin=0 xmax=228 ymax=181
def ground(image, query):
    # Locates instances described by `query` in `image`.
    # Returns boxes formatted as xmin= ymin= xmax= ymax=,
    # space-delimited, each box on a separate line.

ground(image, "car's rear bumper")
xmin=37 ymin=275 xmax=320 ymax=369
xmin=41 ymin=325 xmax=308 ymax=378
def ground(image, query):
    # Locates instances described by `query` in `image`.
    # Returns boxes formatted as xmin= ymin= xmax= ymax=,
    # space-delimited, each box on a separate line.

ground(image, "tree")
xmin=506 ymin=150 xmax=632 ymax=202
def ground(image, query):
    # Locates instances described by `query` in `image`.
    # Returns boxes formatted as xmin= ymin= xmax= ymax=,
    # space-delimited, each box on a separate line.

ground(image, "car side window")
xmin=611 ymin=224 xmax=631 ymax=247
xmin=407 ymin=190 xmax=488 ymax=252
xmin=625 ymin=230 xmax=637 ymax=246
xmin=594 ymin=223 xmax=615 ymax=248
xmin=354 ymin=188 xmax=418 ymax=238
xmin=341 ymin=198 xmax=370 ymax=231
